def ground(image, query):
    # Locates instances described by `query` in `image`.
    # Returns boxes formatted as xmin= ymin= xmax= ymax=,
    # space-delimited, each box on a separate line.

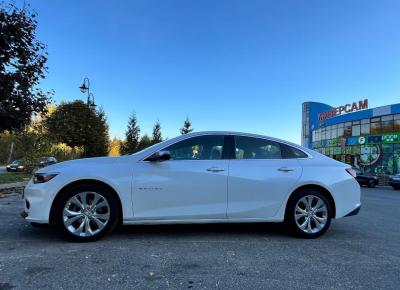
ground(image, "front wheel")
xmin=285 ymin=189 xmax=332 ymax=238
xmin=55 ymin=183 xmax=119 ymax=242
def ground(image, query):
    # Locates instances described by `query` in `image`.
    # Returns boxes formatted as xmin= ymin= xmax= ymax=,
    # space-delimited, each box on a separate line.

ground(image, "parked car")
xmin=353 ymin=168 xmax=379 ymax=188
xmin=6 ymin=160 xmax=24 ymax=172
xmin=22 ymin=131 xmax=361 ymax=242
xmin=38 ymin=157 xmax=57 ymax=167
xmin=388 ymin=174 xmax=400 ymax=190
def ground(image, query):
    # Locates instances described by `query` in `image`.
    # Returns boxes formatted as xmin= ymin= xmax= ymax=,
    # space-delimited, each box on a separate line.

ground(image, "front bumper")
xmin=23 ymin=179 xmax=53 ymax=224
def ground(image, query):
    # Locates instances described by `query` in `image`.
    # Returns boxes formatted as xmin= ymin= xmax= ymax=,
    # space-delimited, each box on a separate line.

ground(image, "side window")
xmin=280 ymin=143 xmax=308 ymax=159
xmin=164 ymin=135 xmax=225 ymax=160
xmin=234 ymin=136 xmax=281 ymax=159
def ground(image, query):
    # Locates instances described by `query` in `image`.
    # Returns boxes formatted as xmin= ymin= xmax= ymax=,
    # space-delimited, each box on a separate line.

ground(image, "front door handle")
xmin=278 ymin=167 xmax=294 ymax=172
xmin=207 ymin=167 xmax=225 ymax=172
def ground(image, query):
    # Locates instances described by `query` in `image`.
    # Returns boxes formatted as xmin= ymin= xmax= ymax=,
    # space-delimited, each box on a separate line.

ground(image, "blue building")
xmin=302 ymin=99 xmax=400 ymax=177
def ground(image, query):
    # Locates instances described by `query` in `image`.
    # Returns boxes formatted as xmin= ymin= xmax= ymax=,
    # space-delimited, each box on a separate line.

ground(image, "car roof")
xmin=181 ymin=131 xmax=304 ymax=149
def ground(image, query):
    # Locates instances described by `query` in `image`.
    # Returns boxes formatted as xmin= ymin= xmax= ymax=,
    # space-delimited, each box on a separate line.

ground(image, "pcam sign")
xmin=318 ymin=99 xmax=368 ymax=121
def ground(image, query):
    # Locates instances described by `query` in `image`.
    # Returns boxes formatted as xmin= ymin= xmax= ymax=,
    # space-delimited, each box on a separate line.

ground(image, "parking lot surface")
xmin=0 ymin=187 xmax=399 ymax=289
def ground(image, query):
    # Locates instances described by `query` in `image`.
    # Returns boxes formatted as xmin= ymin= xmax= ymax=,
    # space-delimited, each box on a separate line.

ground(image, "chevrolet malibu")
xmin=23 ymin=131 xmax=361 ymax=242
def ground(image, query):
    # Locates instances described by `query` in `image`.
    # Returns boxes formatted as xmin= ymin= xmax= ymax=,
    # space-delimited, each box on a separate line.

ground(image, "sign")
xmin=318 ymin=99 xmax=368 ymax=121
xmin=327 ymin=138 xmax=339 ymax=147
xmin=346 ymin=137 xmax=358 ymax=146
xmin=382 ymin=133 xmax=400 ymax=143
xmin=367 ymin=135 xmax=382 ymax=144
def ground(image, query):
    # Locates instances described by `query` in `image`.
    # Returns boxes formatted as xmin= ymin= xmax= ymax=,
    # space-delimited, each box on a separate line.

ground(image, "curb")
xmin=0 ymin=181 xmax=28 ymax=190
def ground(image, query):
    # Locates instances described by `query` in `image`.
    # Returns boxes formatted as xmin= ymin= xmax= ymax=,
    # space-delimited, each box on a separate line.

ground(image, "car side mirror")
xmin=146 ymin=150 xmax=171 ymax=162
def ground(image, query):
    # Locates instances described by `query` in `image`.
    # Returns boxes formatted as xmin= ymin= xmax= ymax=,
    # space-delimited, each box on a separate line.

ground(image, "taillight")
xmin=346 ymin=168 xmax=357 ymax=178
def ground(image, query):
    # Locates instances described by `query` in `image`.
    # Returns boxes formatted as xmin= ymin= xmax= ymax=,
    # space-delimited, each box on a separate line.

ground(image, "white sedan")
xmin=23 ymin=131 xmax=361 ymax=242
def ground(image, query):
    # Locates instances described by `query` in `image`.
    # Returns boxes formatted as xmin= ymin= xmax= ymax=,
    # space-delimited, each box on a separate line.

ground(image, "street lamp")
xmin=88 ymin=93 xmax=96 ymax=110
xmin=79 ymin=77 xmax=96 ymax=108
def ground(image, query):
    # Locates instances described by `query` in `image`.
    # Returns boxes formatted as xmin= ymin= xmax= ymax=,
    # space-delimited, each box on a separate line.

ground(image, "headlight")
xmin=18 ymin=165 xmax=24 ymax=169
xmin=33 ymin=173 xmax=58 ymax=184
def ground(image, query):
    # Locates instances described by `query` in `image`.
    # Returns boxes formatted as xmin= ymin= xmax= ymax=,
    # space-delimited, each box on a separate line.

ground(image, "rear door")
xmin=227 ymin=136 xmax=303 ymax=219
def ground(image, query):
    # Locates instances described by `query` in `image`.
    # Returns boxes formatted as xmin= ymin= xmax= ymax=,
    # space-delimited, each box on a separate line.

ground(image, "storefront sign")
xmin=327 ymin=138 xmax=339 ymax=147
xmin=318 ymin=99 xmax=368 ymax=121
xmin=346 ymin=137 xmax=358 ymax=146
xmin=367 ymin=135 xmax=382 ymax=144
xmin=382 ymin=133 xmax=400 ymax=143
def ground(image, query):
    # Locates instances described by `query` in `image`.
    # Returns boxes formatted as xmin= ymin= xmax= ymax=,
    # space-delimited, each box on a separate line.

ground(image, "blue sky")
xmin=21 ymin=0 xmax=400 ymax=143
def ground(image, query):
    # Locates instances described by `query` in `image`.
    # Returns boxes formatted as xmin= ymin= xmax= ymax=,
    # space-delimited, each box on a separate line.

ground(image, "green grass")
xmin=0 ymin=172 xmax=31 ymax=185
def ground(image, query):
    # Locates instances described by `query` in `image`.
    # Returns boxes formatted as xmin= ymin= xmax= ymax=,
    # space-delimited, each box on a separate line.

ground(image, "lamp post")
xmin=79 ymin=77 xmax=96 ymax=109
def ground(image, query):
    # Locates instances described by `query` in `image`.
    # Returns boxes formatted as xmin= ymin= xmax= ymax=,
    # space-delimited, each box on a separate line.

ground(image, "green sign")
xmin=382 ymin=133 xmax=400 ymax=144
xmin=327 ymin=138 xmax=339 ymax=147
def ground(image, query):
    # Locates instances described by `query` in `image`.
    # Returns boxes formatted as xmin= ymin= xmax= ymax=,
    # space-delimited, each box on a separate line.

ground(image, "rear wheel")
xmin=393 ymin=186 xmax=400 ymax=190
xmin=285 ymin=189 xmax=332 ymax=238
xmin=55 ymin=183 xmax=119 ymax=242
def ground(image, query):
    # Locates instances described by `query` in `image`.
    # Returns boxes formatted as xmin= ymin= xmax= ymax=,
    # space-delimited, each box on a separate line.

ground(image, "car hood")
xmin=36 ymin=155 xmax=138 ymax=173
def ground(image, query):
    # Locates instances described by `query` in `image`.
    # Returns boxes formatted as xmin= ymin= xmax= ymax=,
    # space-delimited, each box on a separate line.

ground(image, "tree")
xmin=46 ymin=100 xmax=109 ymax=157
xmin=0 ymin=3 xmax=52 ymax=132
xmin=121 ymin=112 xmax=140 ymax=154
xmin=14 ymin=129 xmax=52 ymax=172
xmin=180 ymin=117 xmax=193 ymax=134
xmin=137 ymin=134 xmax=152 ymax=151
xmin=109 ymin=137 xmax=122 ymax=156
xmin=152 ymin=120 xmax=162 ymax=144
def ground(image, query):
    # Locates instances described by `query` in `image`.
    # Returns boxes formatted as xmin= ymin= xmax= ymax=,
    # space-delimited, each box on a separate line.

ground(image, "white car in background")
xmin=22 ymin=131 xmax=361 ymax=242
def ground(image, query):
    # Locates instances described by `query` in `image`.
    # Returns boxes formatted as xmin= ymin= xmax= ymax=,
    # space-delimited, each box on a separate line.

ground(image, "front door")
xmin=132 ymin=135 xmax=229 ymax=220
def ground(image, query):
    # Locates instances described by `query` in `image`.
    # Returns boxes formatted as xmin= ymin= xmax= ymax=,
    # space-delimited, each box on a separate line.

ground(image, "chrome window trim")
xmin=139 ymin=132 xmax=312 ymax=162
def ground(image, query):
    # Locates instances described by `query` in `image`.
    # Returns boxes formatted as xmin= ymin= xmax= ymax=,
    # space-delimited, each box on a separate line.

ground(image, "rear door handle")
xmin=278 ymin=167 xmax=294 ymax=172
xmin=207 ymin=167 xmax=225 ymax=172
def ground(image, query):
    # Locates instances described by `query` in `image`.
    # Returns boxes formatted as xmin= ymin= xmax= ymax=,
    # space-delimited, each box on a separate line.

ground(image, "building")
xmin=302 ymin=99 xmax=400 ymax=179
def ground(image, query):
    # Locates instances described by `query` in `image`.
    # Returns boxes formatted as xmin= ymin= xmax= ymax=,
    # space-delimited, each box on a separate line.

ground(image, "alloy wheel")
xmin=63 ymin=191 xmax=110 ymax=237
xmin=294 ymin=195 xmax=328 ymax=234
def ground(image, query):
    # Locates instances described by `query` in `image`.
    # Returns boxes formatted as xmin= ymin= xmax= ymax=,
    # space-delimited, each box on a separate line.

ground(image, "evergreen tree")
xmin=122 ymin=112 xmax=140 ymax=154
xmin=152 ymin=120 xmax=162 ymax=144
xmin=180 ymin=117 xmax=193 ymax=134
xmin=137 ymin=134 xmax=152 ymax=151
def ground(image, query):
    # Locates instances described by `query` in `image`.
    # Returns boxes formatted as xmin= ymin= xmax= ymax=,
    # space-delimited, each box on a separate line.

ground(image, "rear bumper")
xmin=344 ymin=204 xmax=361 ymax=217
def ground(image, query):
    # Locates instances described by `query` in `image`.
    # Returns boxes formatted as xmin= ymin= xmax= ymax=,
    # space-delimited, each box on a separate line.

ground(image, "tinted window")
xmin=235 ymin=136 xmax=281 ymax=159
xmin=280 ymin=143 xmax=308 ymax=159
xmin=164 ymin=135 xmax=225 ymax=160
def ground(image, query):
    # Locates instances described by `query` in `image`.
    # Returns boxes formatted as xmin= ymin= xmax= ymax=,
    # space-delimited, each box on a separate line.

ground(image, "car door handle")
xmin=207 ymin=167 xmax=225 ymax=172
xmin=278 ymin=167 xmax=294 ymax=172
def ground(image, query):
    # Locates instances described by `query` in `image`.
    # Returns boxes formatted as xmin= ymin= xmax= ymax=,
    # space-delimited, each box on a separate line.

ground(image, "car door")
xmin=227 ymin=135 xmax=303 ymax=219
xmin=132 ymin=135 xmax=229 ymax=220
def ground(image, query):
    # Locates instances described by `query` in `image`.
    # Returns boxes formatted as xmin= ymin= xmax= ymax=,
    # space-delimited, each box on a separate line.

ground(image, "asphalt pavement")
xmin=0 ymin=187 xmax=399 ymax=289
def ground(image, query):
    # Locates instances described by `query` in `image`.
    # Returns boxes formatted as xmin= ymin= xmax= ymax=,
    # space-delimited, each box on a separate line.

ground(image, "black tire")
xmin=285 ymin=189 xmax=333 ymax=239
xmin=367 ymin=179 xmax=376 ymax=188
xmin=54 ymin=183 xmax=119 ymax=242
xmin=30 ymin=222 xmax=49 ymax=228
xmin=393 ymin=186 xmax=400 ymax=190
